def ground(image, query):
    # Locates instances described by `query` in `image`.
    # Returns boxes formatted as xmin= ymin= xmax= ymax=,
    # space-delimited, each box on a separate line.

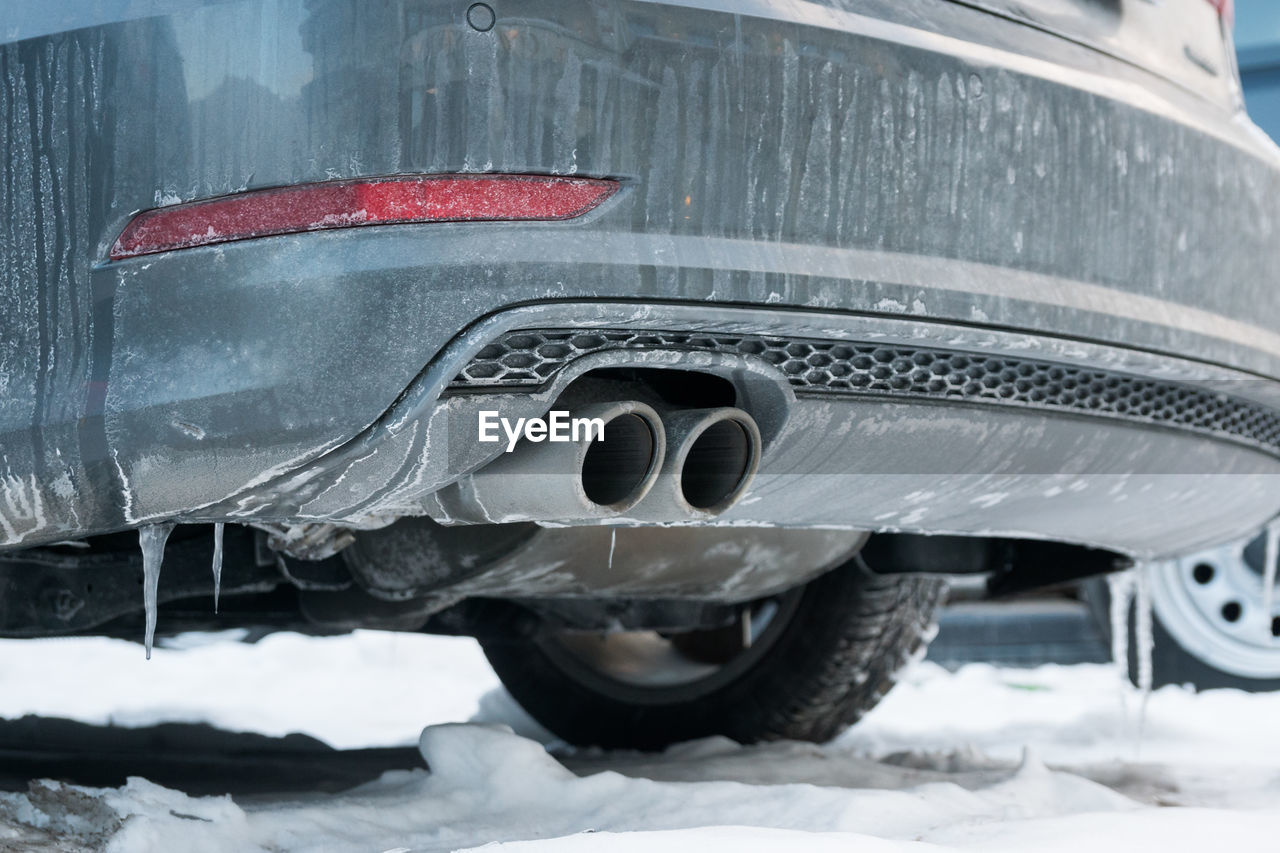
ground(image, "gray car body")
xmin=2 ymin=0 xmax=1278 ymax=560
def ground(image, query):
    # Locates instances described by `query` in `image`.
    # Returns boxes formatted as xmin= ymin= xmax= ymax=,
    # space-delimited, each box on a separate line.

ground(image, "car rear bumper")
xmin=3 ymin=0 xmax=1280 ymax=555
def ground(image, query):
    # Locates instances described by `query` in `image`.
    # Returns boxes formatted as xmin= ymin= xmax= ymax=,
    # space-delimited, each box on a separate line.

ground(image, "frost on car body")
xmin=0 ymin=0 xmax=1273 ymax=747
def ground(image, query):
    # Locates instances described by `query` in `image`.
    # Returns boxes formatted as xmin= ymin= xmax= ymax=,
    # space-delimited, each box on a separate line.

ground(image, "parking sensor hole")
xmin=681 ymin=419 xmax=752 ymax=510
xmin=466 ymin=3 xmax=495 ymax=32
xmin=1221 ymin=601 xmax=1243 ymax=623
xmin=581 ymin=414 xmax=656 ymax=507
xmin=1192 ymin=563 xmax=1215 ymax=585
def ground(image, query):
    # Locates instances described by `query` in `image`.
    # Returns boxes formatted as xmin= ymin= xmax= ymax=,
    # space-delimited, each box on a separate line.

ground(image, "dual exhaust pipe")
xmin=434 ymin=402 xmax=762 ymax=525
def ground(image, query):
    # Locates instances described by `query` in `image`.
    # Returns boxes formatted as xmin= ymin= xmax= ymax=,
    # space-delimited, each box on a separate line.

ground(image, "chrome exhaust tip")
xmin=630 ymin=407 xmax=762 ymax=521
xmin=579 ymin=405 xmax=664 ymax=512
xmin=675 ymin=410 xmax=761 ymax=514
xmin=431 ymin=401 xmax=665 ymax=524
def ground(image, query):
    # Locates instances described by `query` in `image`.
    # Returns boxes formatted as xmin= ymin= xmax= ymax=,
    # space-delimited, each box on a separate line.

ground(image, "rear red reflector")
xmin=110 ymin=174 xmax=619 ymax=260
xmin=1207 ymin=0 xmax=1233 ymax=26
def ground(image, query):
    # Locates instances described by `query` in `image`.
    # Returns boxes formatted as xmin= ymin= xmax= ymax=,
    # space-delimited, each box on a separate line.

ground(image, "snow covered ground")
xmin=1 ymin=630 xmax=1278 ymax=851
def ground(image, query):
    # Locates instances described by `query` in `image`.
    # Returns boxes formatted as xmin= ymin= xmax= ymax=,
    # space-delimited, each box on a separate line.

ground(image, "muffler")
xmin=429 ymin=401 xmax=665 ymax=524
xmin=628 ymin=407 xmax=762 ymax=521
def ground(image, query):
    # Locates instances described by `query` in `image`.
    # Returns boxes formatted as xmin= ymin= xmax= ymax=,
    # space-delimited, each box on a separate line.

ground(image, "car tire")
xmin=479 ymin=559 xmax=945 ymax=749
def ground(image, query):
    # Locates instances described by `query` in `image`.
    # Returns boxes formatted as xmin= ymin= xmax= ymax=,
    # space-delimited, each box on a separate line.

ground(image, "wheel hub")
xmin=1148 ymin=532 xmax=1280 ymax=679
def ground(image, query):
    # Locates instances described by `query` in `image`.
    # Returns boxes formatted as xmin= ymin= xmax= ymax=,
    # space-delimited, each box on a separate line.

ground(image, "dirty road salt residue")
xmin=1 ymin=632 xmax=1279 ymax=851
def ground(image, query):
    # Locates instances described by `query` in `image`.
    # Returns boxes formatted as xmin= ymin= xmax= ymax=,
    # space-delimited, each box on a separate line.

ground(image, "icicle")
xmin=1108 ymin=565 xmax=1154 ymax=756
xmin=1107 ymin=569 xmax=1136 ymax=687
xmin=1262 ymin=519 xmax=1280 ymax=640
xmin=212 ymin=522 xmax=224 ymax=614
xmin=1133 ymin=563 xmax=1154 ymax=754
xmin=138 ymin=522 xmax=176 ymax=660
xmin=1133 ymin=565 xmax=1154 ymax=695
xmin=607 ymin=528 xmax=617 ymax=571
xmin=1107 ymin=568 xmax=1137 ymax=733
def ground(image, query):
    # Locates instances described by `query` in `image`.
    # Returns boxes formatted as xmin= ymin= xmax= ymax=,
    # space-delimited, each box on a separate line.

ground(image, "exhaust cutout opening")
xmin=581 ymin=413 xmax=659 ymax=508
xmin=680 ymin=418 xmax=755 ymax=511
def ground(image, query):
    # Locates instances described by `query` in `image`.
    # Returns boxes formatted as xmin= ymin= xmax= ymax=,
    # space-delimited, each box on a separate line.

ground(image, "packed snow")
xmin=1 ymin=630 xmax=1278 ymax=851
